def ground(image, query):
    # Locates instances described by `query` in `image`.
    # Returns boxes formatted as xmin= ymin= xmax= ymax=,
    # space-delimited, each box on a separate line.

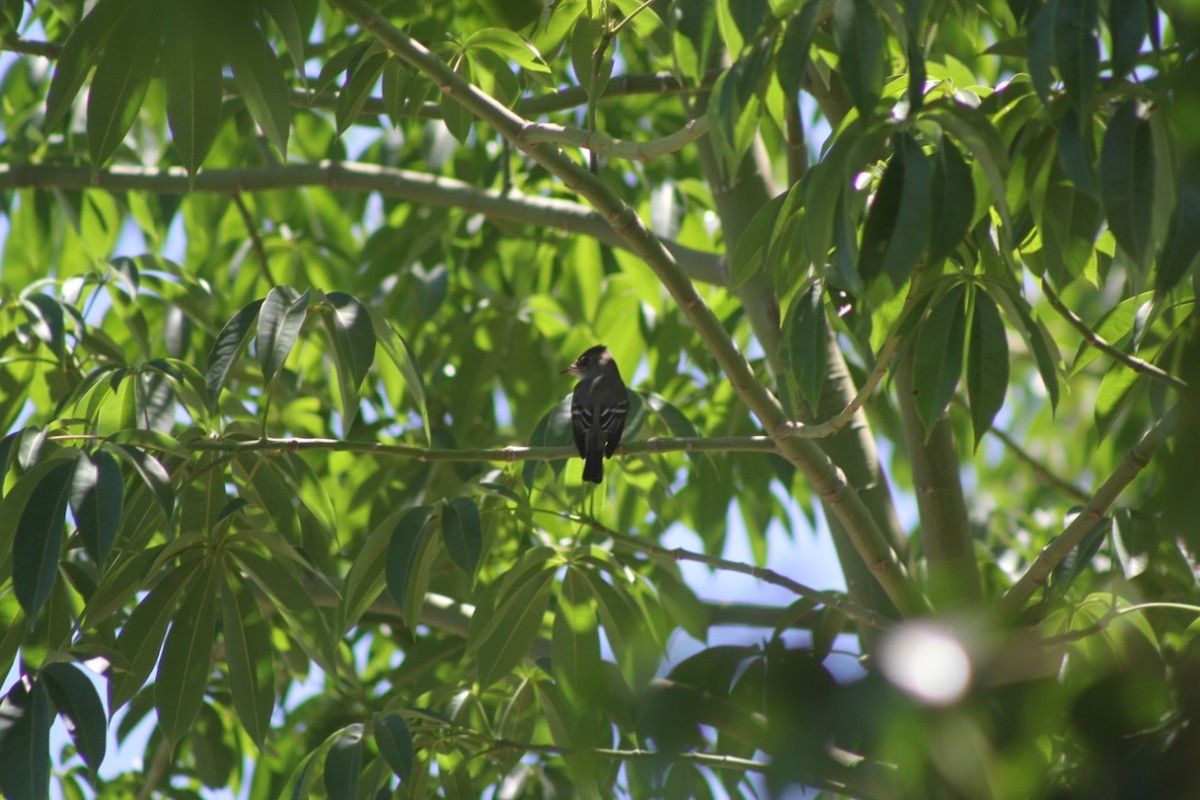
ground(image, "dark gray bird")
xmin=562 ymin=344 xmax=628 ymax=484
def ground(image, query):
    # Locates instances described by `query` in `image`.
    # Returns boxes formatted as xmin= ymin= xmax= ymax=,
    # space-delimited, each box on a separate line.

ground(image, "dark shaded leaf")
xmin=386 ymin=506 xmax=433 ymax=617
xmin=442 ymin=497 xmax=483 ymax=579
xmin=1108 ymin=0 xmax=1149 ymax=83
xmin=1054 ymin=0 xmax=1099 ymax=111
xmin=374 ymin=712 xmax=414 ymax=782
xmin=155 ymin=559 xmax=220 ymax=743
xmin=323 ymin=725 xmax=364 ymax=800
xmin=860 ymin=134 xmax=931 ymax=289
xmin=967 ymin=290 xmax=1009 ymax=447
xmin=1157 ymin=185 xmax=1200 ymax=294
xmin=928 ymin=140 xmax=975 ymax=263
xmin=1100 ymin=100 xmax=1155 ymax=266
xmin=20 ymin=294 xmax=66 ymax=358
xmin=781 ymin=281 xmax=827 ymax=409
xmin=163 ymin=0 xmax=223 ymax=175
xmin=0 ymin=677 xmax=52 ymax=800
xmin=833 ymin=0 xmax=884 ymax=117
xmin=45 ymin=0 xmax=135 ymax=130
xmin=912 ymin=283 xmax=967 ymax=434
xmin=221 ymin=566 xmax=275 ymax=747
xmin=206 ymin=299 xmax=265 ymax=413
xmin=322 ymin=292 xmax=376 ymax=433
xmin=336 ymin=51 xmax=388 ymax=134
xmin=730 ymin=193 xmax=787 ymax=289
xmin=69 ymin=450 xmax=124 ymax=565
xmin=103 ymin=443 xmax=173 ymax=522
xmin=227 ymin=9 xmax=291 ymax=155
xmin=87 ymin=8 xmax=163 ymax=168
xmin=13 ymin=460 xmax=74 ymax=618
xmin=41 ymin=663 xmax=107 ymax=774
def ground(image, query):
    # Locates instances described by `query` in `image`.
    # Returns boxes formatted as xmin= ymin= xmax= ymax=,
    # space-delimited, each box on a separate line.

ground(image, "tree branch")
xmin=998 ymin=407 xmax=1177 ymax=616
xmin=0 ymin=162 xmax=726 ymax=285
xmin=1040 ymin=278 xmax=1188 ymax=391
xmin=517 ymin=114 xmax=710 ymax=161
xmin=329 ymin=0 xmax=917 ymax=614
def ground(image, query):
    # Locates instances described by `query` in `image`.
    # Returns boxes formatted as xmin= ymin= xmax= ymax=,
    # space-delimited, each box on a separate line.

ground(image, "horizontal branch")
xmin=0 ymin=162 xmax=726 ymax=285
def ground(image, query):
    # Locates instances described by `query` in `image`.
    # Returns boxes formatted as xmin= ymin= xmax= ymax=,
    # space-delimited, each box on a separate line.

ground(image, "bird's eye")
xmin=579 ymin=356 xmax=589 ymax=365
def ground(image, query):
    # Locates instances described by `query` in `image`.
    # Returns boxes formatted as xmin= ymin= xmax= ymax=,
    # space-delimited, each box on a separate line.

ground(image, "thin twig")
xmin=1040 ymin=278 xmax=1187 ymax=391
xmin=984 ymin=420 xmax=1090 ymax=503
xmin=518 ymin=114 xmax=710 ymax=161
xmin=231 ymin=194 xmax=275 ymax=287
xmin=998 ymin=406 xmax=1177 ymax=615
xmin=561 ymin=511 xmax=891 ymax=630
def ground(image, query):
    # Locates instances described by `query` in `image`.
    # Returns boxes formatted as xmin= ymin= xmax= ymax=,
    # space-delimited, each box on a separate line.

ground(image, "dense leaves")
xmin=1 ymin=0 xmax=1198 ymax=798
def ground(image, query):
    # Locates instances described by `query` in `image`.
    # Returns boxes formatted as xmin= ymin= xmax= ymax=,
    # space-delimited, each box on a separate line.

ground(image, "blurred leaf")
xmin=1054 ymin=0 xmax=1099 ymax=111
xmin=967 ymin=290 xmax=1009 ymax=448
xmin=336 ymin=51 xmax=388 ymax=135
xmin=776 ymin=1 xmax=820 ymax=99
xmin=552 ymin=567 xmax=602 ymax=711
xmin=1157 ymin=185 xmax=1200 ymax=294
xmin=45 ymin=0 xmax=134 ymax=130
xmin=730 ymin=193 xmax=786 ymax=289
xmin=20 ymin=294 xmax=65 ymax=358
xmin=912 ymin=283 xmax=967 ymax=434
xmin=41 ymin=663 xmax=106 ymax=775
xmin=156 ymin=558 xmax=220 ymax=743
xmin=833 ymin=0 xmax=884 ymax=117
xmin=1100 ymin=100 xmax=1156 ymax=266
xmin=441 ymin=497 xmax=483 ymax=580
xmin=366 ymin=305 xmax=430 ymax=444
xmin=781 ymin=281 xmax=827 ymax=409
xmin=0 ymin=676 xmax=52 ymax=800
xmin=476 ymin=566 xmax=555 ymax=688
xmin=1109 ymin=0 xmax=1149 ymax=82
xmin=322 ymin=292 xmax=376 ymax=433
xmin=928 ymin=140 xmax=975 ymax=263
xmin=323 ymin=725 xmax=364 ymax=800
xmin=87 ymin=7 xmax=162 ymax=168
xmin=13 ymin=460 xmax=74 ymax=619
xmin=163 ymin=0 xmax=223 ymax=175
xmin=374 ymin=713 xmax=414 ymax=782
xmin=227 ymin=8 xmax=291 ymax=156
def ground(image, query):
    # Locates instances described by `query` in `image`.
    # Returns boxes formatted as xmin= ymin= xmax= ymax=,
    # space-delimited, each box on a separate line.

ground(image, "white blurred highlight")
xmin=880 ymin=622 xmax=972 ymax=706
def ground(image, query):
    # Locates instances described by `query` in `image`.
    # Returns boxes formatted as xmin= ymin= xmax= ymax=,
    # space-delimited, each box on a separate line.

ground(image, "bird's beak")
xmin=561 ymin=365 xmax=579 ymax=376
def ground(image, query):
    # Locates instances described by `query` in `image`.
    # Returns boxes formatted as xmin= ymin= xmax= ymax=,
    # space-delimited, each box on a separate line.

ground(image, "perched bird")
xmin=562 ymin=344 xmax=629 ymax=484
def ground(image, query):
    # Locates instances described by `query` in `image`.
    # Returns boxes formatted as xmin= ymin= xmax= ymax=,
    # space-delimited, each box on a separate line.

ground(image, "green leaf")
xmin=338 ymin=512 xmax=399 ymax=634
xmin=928 ymin=140 xmax=975 ymax=264
xmin=262 ymin=0 xmax=308 ymax=75
xmin=1109 ymin=0 xmax=1149 ymax=83
xmin=380 ymin=59 xmax=412 ymax=127
xmin=163 ymin=0 xmax=223 ymax=176
xmin=967 ymin=290 xmax=1009 ymax=448
xmin=386 ymin=506 xmax=434 ymax=620
xmin=441 ymin=57 xmax=473 ymax=143
xmin=729 ymin=193 xmax=787 ymax=289
xmin=227 ymin=10 xmax=291 ymax=156
xmin=1157 ymin=185 xmax=1200 ymax=294
xmin=860 ymin=134 xmax=932 ymax=289
xmin=1070 ymin=291 xmax=1152 ymax=376
xmin=45 ymin=0 xmax=136 ymax=130
xmin=1039 ymin=169 xmax=1104 ymax=285
xmin=552 ymin=567 xmax=602 ymax=711
xmin=322 ymin=292 xmax=376 ymax=433
xmin=441 ymin=497 xmax=483 ymax=580
xmin=323 ymin=724 xmax=364 ymax=800
xmin=221 ymin=566 xmax=275 ymax=747
xmin=257 ymin=286 xmax=311 ymax=387
xmin=13 ymin=460 xmax=74 ymax=619
xmin=912 ymin=283 xmax=967 ymax=434
xmin=336 ymin=51 xmax=388 ymax=135
xmin=1010 ymin=296 xmax=1062 ymax=410
xmin=0 ymin=676 xmax=52 ymax=800
xmin=1054 ymin=0 xmax=1099 ymax=111
xmin=476 ymin=567 xmax=555 ymax=688
xmin=1027 ymin=0 xmax=1056 ymax=107
xmin=155 ymin=558 xmax=220 ymax=743
xmin=103 ymin=442 xmax=173 ymax=522
xmin=466 ymin=28 xmax=550 ymax=73
xmin=1057 ymin=107 xmax=1097 ymax=196
xmin=109 ymin=558 xmax=202 ymax=712
xmin=523 ymin=396 xmax=573 ymax=488
xmin=41 ymin=663 xmax=107 ymax=774
xmin=1100 ymin=100 xmax=1156 ymax=267
xmin=366 ymin=305 xmax=430 ymax=444
xmin=69 ymin=450 xmax=124 ymax=565
xmin=776 ymin=1 xmax=821 ymax=99
xmin=833 ymin=0 xmax=884 ymax=118
xmin=781 ymin=281 xmax=827 ymax=409
xmin=374 ymin=713 xmax=414 ymax=782
xmin=206 ymin=299 xmax=265 ymax=413
xmin=87 ymin=9 xmax=163 ymax=168
xmin=20 ymin=294 xmax=66 ymax=358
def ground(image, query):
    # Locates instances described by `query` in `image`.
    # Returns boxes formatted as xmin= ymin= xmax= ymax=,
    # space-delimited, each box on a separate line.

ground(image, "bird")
xmin=562 ymin=344 xmax=629 ymax=484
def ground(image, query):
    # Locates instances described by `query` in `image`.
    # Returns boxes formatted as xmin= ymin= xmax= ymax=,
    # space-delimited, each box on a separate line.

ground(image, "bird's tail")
xmin=582 ymin=451 xmax=604 ymax=483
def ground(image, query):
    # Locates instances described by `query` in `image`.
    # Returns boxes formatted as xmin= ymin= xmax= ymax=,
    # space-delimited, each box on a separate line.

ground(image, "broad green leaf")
xmin=338 ymin=510 xmax=401 ymax=634
xmin=776 ymin=1 xmax=821 ymax=98
xmin=860 ymin=134 xmax=931 ymax=290
xmin=1057 ymin=107 xmax=1097 ymax=196
xmin=20 ymin=294 xmax=65 ymax=358
xmin=466 ymin=28 xmax=550 ymax=73
xmin=928 ymin=140 xmax=975 ymax=264
xmin=552 ymin=567 xmax=602 ymax=710
xmin=522 ymin=397 xmax=573 ymax=488
xmin=262 ymin=0 xmax=308 ymax=75
xmin=163 ymin=0 xmax=223 ymax=175
xmin=1039 ymin=170 xmax=1104 ymax=285
xmin=227 ymin=11 xmax=291 ymax=156
xmin=441 ymin=57 xmax=473 ymax=144
xmin=109 ymin=558 xmax=202 ymax=712
xmin=385 ymin=506 xmax=433 ymax=620
xmin=206 ymin=299 xmax=265 ymax=413
xmin=69 ymin=450 xmax=123 ymax=565
xmin=322 ymin=292 xmax=376 ymax=433
xmin=336 ymin=51 xmax=388 ymax=135
xmin=476 ymin=567 xmax=555 ymax=688
xmin=781 ymin=281 xmax=827 ymax=409
xmin=102 ymin=443 xmax=173 ymax=522
xmin=1094 ymin=362 xmax=1139 ymax=435
xmin=257 ymin=286 xmax=310 ymax=387
xmin=833 ymin=0 xmax=884 ymax=118
xmin=1157 ymin=185 xmax=1200 ymax=294
xmin=730 ymin=193 xmax=787 ymax=289
xmin=41 ymin=662 xmax=107 ymax=774
xmin=239 ymin=454 xmax=298 ymax=541
xmin=967 ymin=290 xmax=1009 ymax=448
xmin=45 ymin=0 xmax=136 ymax=130
xmin=912 ymin=283 xmax=967 ymax=434
xmin=1054 ymin=0 xmax=1099 ymax=111
xmin=323 ymin=725 xmax=364 ymax=800
xmin=380 ymin=59 xmax=412 ymax=127
xmin=155 ymin=558 xmax=220 ymax=743
xmin=1109 ymin=0 xmax=1149 ymax=82
xmin=374 ymin=713 xmax=414 ymax=782
xmin=1027 ymin=0 xmax=1056 ymax=106
xmin=13 ymin=460 xmax=75 ymax=619
xmin=1070 ymin=291 xmax=1152 ymax=376
xmin=924 ymin=103 xmax=1011 ymax=228
xmin=87 ymin=9 xmax=163 ymax=168
xmin=366 ymin=305 xmax=430 ymax=444
xmin=441 ymin=497 xmax=483 ymax=580
xmin=1100 ymin=100 xmax=1155 ymax=267
xmin=221 ymin=566 xmax=275 ymax=747
xmin=0 ymin=676 xmax=52 ymax=800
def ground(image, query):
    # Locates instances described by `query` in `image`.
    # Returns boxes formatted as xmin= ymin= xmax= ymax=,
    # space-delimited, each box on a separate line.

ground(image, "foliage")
xmin=1 ymin=0 xmax=1199 ymax=797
